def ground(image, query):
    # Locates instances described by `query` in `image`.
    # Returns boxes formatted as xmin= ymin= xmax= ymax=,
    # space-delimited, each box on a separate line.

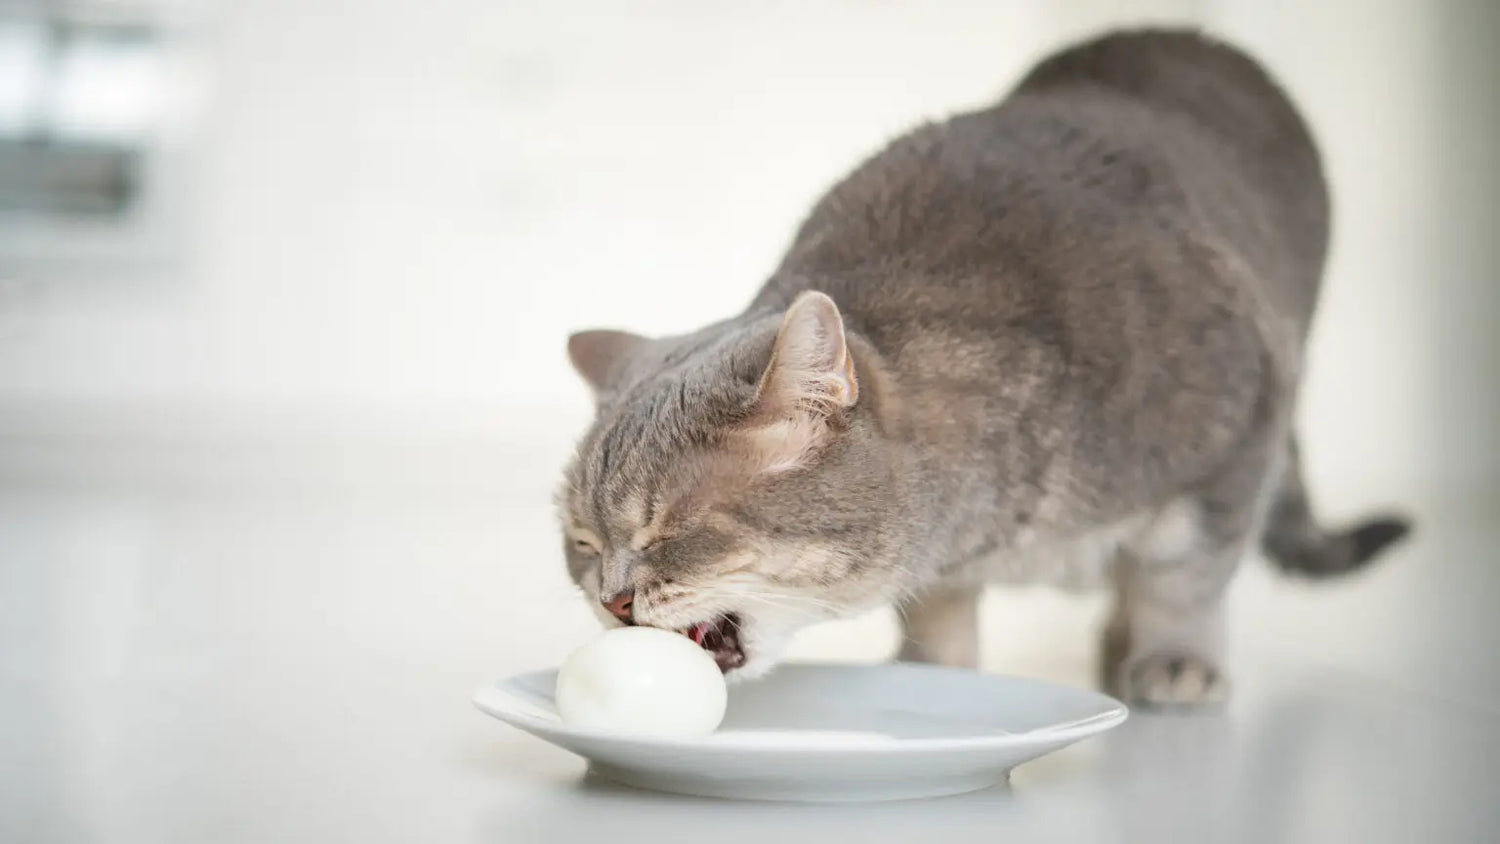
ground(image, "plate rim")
xmin=473 ymin=661 xmax=1129 ymax=754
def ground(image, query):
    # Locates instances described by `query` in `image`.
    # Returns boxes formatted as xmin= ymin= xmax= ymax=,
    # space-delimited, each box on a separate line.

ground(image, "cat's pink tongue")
xmin=688 ymin=622 xmax=711 ymax=647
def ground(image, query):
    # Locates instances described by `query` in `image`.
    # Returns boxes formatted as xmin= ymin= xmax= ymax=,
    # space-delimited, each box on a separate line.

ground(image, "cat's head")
xmin=558 ymin=292 xmax=907 ymax=678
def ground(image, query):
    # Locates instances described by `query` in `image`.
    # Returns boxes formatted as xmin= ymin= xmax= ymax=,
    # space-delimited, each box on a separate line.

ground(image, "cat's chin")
xmin=722 ymin=623 xmax=797 ymax=684
xmin=724 ymin=652 xmax=780 ymax=683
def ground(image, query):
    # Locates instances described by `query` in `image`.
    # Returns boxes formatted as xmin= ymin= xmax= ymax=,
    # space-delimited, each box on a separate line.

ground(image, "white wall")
xmin=0 ymin=0 xmax=1493 ymax=497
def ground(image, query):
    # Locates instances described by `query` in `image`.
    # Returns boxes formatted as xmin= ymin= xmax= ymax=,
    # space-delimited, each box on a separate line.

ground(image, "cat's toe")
xmin=1123 ymin=653 xmax=1229 ymax=708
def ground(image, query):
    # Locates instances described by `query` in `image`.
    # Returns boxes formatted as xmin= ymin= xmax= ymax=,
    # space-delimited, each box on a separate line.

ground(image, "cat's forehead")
xmin=568 ymin=398 xmax=713 ymax=515
xmin=562 ymin=322 xmax=777 ymax=534
xmin=568 ymin=409 xmax=771 ymax=540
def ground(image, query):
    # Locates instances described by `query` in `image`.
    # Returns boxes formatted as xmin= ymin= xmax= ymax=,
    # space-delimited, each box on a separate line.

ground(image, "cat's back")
xmin=760 ymin=29 xmax=1328 ymax=330
xmin=1015 ymin=29 xmax=1329 ymax=289
xmin=1017 ymin=28 xmax=1324 ymax=203
xmin=754 ymin=30 xmax=1328 ymax=517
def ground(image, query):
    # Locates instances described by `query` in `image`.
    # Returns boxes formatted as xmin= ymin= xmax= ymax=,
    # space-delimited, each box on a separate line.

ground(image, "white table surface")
xmin=3 ymin=482 xmax=1497 ymax=843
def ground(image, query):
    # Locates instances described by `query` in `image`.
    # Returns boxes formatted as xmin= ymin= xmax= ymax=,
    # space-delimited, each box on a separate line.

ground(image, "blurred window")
xmin=0 ymin=4 xmax=166 ymax=216
xmin=0 ymin=1 xmax=193 ymax=285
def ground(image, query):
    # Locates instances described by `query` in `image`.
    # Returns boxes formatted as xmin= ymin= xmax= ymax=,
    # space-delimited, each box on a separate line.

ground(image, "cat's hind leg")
xmin=1103 ymin=552 xmax=1232 ymax=707
xmin=1102 ymin=453 xmax=1280 ymax=707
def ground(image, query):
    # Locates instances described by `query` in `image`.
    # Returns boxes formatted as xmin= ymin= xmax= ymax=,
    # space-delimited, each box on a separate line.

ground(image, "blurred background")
xmin=2 ymin=1 xmax=1497 ymax=841
xmin=1 ymin=0 xmax=1496 ymax=491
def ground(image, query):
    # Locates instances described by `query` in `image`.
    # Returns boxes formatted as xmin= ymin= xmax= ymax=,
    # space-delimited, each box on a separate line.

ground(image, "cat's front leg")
xmin=896 ymin=585 xmax=982 ymax=669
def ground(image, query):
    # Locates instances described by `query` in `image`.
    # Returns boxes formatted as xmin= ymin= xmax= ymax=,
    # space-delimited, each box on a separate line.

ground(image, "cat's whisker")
xmin=727 ymin=591 xmax=833 ymax=620
xmin=712 ymin=576 xmax=847 ymax=614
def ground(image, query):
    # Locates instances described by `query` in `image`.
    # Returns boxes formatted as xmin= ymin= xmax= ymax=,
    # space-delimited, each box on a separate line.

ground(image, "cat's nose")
xmin=602 ymin=589 xmax=635 ymax=624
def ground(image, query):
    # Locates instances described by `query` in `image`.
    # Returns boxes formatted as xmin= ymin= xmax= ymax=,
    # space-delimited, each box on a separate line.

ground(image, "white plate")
xmin=474 ymin=662 xmax=1127 ymax=802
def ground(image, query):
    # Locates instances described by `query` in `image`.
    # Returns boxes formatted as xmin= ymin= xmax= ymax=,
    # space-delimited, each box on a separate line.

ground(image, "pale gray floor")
xmin=3 ymin=480 xmax=1497 ymax=843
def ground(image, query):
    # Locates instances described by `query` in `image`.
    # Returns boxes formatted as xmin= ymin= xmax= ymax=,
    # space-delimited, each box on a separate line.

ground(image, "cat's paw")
xmin=1120 ymin=653 xmax=1229 ymax=708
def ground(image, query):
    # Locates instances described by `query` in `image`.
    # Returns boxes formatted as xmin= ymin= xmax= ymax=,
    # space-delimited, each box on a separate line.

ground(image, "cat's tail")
xmin=1260 ymin=437 xmax=1412 ymax=577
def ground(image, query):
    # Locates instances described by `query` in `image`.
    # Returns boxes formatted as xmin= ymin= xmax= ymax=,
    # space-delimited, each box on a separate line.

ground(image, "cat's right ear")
xmin=567 ymin=329 xmax=648 ymax=395
xmin=754 ymin=291 xmax=859 ymax=418
xmin=737 ymin=292 xmax=860 ymax=474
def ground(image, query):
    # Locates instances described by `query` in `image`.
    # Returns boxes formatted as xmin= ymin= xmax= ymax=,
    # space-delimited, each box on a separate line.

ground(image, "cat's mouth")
xmin=680 ymin=613 xmax=746 ymax=673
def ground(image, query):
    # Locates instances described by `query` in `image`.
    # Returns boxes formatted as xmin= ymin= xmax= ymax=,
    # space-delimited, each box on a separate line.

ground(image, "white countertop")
xmin=3 ymin=483 xmax=1497 ymax=842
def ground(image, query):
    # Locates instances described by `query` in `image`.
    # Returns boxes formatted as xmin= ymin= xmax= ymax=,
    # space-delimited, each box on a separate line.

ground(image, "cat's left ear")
xmin=568 ymin=329 xmax=649 ymax=395
xmin=755 ymin=291 xmax=859 ymax=418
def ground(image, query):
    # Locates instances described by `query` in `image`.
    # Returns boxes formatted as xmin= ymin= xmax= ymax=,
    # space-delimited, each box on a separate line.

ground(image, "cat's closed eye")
xmin=569 ymin=530 xmax=603 ymax=556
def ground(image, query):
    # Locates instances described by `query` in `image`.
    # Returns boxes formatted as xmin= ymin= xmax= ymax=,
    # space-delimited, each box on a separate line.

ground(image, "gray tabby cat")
xmin=557 ymin=29 xmax=1409 ymax=706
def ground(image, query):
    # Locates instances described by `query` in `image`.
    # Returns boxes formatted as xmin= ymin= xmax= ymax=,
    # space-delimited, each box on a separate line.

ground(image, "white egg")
xmin=555 ymin=626 xmax=728 ymax=737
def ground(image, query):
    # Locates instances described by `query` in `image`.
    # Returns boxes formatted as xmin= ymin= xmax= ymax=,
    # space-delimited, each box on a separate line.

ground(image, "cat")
xmin=555 ymin=28 xmax=1410 ymax=706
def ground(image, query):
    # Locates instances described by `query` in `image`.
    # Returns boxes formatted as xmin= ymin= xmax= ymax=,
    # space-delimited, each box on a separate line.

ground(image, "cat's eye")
xmin=567 ymin=527 xmax=603 ymax=557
